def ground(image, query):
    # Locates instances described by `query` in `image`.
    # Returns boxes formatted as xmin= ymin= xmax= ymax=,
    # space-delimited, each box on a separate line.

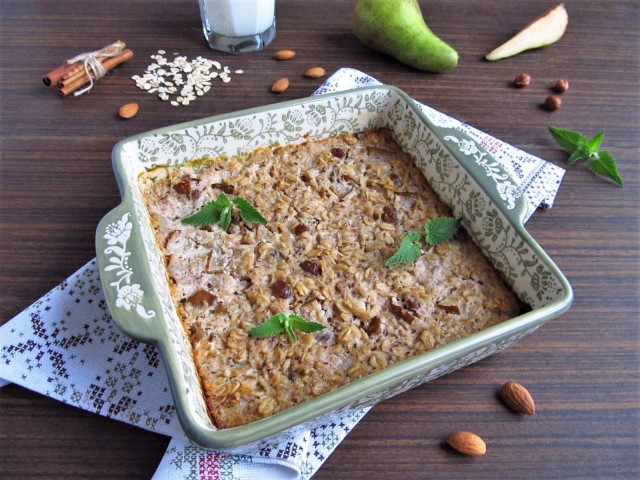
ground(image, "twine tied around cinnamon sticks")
xmin=66 ymin=42 xmax=124 ymax=96
xmin=42 ymin=40 xmax=134 ymax=96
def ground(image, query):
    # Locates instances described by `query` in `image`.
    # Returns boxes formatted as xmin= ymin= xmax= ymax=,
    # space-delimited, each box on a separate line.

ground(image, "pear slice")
xmin=486 ymin=4 xmax=568 ymax=61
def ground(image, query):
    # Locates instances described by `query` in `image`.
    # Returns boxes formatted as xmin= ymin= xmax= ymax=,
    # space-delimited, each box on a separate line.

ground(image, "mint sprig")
xmin=386 ymin=217 xmax=462 ymax=267
xmin=181 ymin=193 xmax=267 ymax=230
xmin=249 ymin=313 xmax=325 ymax=341
xmin=548 ymin=126 xmax=623 ymax=187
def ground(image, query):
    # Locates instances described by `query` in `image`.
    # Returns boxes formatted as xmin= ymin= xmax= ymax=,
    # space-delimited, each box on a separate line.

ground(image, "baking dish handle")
xmin=429 ymin=124 xmax=529 ymax=227
xmin=429 ymin=125 xmax=529 ymax=226
xmin=95 ymin=203 xmax=160 ymax=343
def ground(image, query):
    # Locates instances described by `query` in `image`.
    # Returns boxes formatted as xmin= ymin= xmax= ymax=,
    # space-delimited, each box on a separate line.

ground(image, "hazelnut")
xmin=554 ymin=79 xmax=569 ymax=93
xmin=544 ymin=95 xmax=562 ymax=111
xmin=514 ymin=73 xmax=531 ymax=88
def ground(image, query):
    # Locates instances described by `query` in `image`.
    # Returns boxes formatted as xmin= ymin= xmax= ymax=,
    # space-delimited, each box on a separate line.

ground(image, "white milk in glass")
xmin=199 ymin=0 xmax=276 ymax=53
xmin=204 ymin=0 xmax=274 ymax=37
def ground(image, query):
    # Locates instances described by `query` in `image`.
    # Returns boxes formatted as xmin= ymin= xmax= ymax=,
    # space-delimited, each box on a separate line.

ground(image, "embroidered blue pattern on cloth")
xmin=0 ymin=68 xmax=564 ymax=479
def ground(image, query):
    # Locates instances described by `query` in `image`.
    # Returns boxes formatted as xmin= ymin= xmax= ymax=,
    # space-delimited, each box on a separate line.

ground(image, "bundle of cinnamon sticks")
xmin=43 ymin=40 xmax=133 ymax=96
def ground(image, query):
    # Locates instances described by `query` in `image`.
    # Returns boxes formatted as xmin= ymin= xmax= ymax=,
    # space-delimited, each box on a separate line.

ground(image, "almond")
xmin=447 ymin=431 xmax=486 ymax=456
xmin=118 ymin=102 xmax=139 ymax=119
xmin=305 ymin=67 xmax=326 ymax=78
xmin=500 ymin=381 xmax=535 ymax=415
xmin=271 ymin=78 xmax=290 ymax=93
xmin=274 ymin=50 xmax=296 ymax=60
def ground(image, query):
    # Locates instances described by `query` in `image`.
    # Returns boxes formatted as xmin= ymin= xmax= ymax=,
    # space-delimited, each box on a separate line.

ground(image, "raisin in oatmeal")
xmin=139 ymin=129 xmax=522 ymax=428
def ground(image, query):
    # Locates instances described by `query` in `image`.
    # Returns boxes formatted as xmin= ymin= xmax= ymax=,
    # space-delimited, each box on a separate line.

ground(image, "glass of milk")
xmin=199 ymin=0 xmax=276 ymax=54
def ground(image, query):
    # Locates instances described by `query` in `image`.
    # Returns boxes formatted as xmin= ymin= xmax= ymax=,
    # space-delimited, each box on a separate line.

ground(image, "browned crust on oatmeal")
xmin=138 ymin=129 xmax=523 ymax=429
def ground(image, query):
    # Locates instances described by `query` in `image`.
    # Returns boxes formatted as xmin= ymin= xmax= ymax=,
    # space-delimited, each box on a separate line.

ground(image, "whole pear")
xmin=353 ymin=0 xmax=458 ymax=72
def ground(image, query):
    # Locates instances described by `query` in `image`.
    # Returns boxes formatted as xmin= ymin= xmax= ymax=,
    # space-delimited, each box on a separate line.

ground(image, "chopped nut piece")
xmin=211 ymin=182 xmax=234 ymax=194
xmin=437 ymin=304 xmax=461 ymax=314
xmin=405 ymin=298 xmax=420 ymax=311
xmin=366 ymin=316 xmax=382 ymax=336
xmin=188 ymin=289 xmax=216 ymax=307
xmin=389 ymin=301 xmax=415 ymax=324
xmin=216 ymin=303 xmax=228 ymax=314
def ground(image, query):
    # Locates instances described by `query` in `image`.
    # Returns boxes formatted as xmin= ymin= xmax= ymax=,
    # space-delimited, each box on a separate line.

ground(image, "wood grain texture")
xmin=1 ymin=0 xmax=638 ymax=478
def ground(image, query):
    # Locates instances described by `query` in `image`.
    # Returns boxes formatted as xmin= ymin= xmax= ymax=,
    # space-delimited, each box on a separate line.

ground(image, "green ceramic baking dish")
xmin=96 ymin=86 xmax=573 ymax=452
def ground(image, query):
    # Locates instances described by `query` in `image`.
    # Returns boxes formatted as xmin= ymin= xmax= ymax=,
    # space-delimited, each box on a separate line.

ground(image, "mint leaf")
xmin=386 ymin=232 xmax=422 ymax=266
xmin=219 ymin=205 xmax=232 ymax=231
xmin=181 ymin=201 xmax=222 ymax=226
xmin=424 ymin=217 xmax=462 ymax=246
xmin=566 ymin=145 xmax=591 ymax=165
xmin=232 ymin=197 xmax=267 ymax=225
xmin=181 ymin=193 xmax=268 ymax=230
xmin=548 ymin=126 xmax=588 ymax=153
xmin=248 ymin=315 xmax=286 ymax=338
xmin=587 ymin=131 xmax=605 ymax=154
xmin=249 ymin=313 xmax=325 ymax=341
xmin=289 ymin=315 xmax=325 ymax=333
xmin=587 ymin=151 xmax=624 ymax=187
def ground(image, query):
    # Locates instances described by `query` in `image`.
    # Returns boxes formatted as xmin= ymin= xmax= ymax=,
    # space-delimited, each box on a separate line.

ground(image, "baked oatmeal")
xmin=139 ymin=129 xmax=523 ymax=428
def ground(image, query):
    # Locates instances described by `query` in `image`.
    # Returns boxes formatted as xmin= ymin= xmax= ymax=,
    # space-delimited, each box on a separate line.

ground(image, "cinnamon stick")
xmin=60 ymin=56 xmax=111 ymax=88
xmin=60 ymin=40 xmax=126 ymax=85
xmin=42 ymin=40 xmax=126 ymax=87
xmin=43 ymin=63 xmax=78 ymax=86
xmin=59 ymin=49 xmax=134 ymax=96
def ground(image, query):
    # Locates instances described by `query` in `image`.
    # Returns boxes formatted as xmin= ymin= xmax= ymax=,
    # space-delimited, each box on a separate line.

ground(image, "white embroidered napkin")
xmin=0 ymin=68 xmax=564 ymax=479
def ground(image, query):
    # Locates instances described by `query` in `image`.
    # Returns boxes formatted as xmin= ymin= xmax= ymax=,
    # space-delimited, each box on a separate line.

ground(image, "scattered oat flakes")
xmin=132 ymin=51 xmax=244 ymax=106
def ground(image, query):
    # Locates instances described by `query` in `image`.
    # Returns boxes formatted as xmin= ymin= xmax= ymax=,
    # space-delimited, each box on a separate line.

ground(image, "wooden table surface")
xmin=1 ymin=0 xmax=638 ymax=478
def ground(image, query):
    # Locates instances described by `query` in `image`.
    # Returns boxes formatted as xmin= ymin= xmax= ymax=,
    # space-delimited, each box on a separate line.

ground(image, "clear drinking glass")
xmin=199 ymin=0 xmax=276 ymax=54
